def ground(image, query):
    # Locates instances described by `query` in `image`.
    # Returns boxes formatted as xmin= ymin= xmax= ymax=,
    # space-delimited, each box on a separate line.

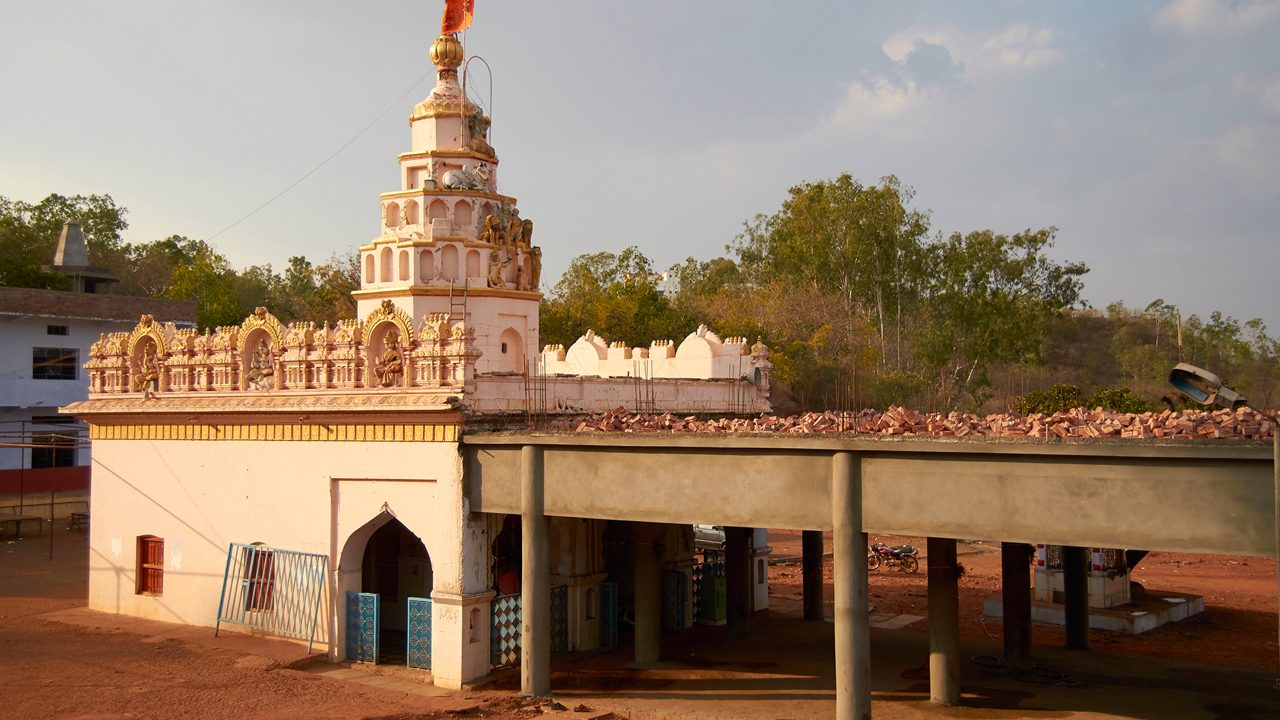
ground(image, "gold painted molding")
xmin=352 ymin=286 xmax=543 ymax=301
xmin=90 ymin=421 xmax=460 ymax=443
xmin=378 ymin=188 xmax=516 ymax=203
xmin=398 ymin=149 xmax=500 ymax=162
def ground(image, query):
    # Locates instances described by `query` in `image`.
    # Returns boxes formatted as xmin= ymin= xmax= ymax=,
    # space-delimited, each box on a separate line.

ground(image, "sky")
xmin=2 ymin=0 xmax=1278 ymax=330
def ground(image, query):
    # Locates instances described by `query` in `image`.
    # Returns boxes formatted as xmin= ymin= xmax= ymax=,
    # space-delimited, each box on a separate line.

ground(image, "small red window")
xmin=244 ymin=544 xmax=275 ymax=611
xmin=136 ymin=535 xmax=164 ymax=595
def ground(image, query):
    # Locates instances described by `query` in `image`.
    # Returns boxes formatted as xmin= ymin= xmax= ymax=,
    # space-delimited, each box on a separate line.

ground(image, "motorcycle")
xmin=868 ymin=539 xmax=919 ymax=573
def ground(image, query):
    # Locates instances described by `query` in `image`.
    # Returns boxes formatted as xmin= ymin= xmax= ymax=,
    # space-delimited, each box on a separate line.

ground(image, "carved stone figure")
xmin=465 ymin=112 xmax=495 ymax=157
xmin=133 ymin=341 xmax=160 ymax=397
xmin=487 ymin=249 xmax=506 ymax=289
xmin=479 ymin=214 xmax=501 ymax=245
xmin=425 ymin=158 xmax=438 ymax=188
xmin=373 ymin=328 xmax=405 ymax=387
xmin=507 ymin=215 xmax=523 ymax=249
xmin=245 ymin=338 xmax=275 ymax=391
xmin=441 ymin=163 xmax=489 ymax=191
xmin=529 ymin=246 xmax=542 ymax=291
xmin=519 ymin=218 xmax=534 ymax=248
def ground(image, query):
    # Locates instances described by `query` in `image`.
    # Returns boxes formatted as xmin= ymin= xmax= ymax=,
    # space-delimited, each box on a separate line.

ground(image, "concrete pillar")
xmin=633 ymin=522 xmax=662 ymax=667
xmin=832 ymin=452 xmax=870 ymax=720
xmin=802 ymin=529 xmax=825 ymax=621
xmin=1063 ymin=545 xmax=1090 ymax=650
xmin=927 ymin=537 xmax=960 ymax=705
xmin=1000 ymin=542 xmax=1032 ymax=669
xmin=725 ymin=526 xmax=752 ymax=639
xmin=520 ymin=445 xmax=550 ymax=696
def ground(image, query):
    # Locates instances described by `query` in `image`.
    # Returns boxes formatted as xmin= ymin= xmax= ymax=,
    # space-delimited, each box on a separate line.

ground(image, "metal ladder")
xmin=448 ymin=279 xmax=468 ymax=323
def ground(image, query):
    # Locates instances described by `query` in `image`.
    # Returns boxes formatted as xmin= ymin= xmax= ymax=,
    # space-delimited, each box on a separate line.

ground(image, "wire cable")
xmin=207 ymin=68 xmax=436 ymax=242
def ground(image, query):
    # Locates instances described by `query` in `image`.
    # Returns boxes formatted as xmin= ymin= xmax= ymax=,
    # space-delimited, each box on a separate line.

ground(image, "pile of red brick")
xmin=558 ymin=406 xmax=1277 ymax=440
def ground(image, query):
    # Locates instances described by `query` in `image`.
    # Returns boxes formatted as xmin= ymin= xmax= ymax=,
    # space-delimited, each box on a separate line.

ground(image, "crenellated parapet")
xmin=539 ymin=325 xmax=772 ymax=392
xmin=85 ymin=300 xmax=478 ymax=397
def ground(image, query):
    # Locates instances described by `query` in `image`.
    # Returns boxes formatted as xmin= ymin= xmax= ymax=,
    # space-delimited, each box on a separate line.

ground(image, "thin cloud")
xmin=1155 ymin=0 xmax=1280 ymax=34
xmin=882 ymin=24 xmax=1062 ymax=85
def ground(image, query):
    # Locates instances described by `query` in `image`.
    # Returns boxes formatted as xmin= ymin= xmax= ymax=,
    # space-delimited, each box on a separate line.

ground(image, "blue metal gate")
xmin=406 ymin=597 xmax=432 ymax=669
xmin=693 ymin=551 xmax=726 ymax=624
xmin=491 ymin=593 xmax=521 ymax=666
xmin=600 ymin=581 xmax=618 ymax=648
xmin=662 ymin=569 xmax=688 ymax=631
xmin=550 ymin=585 xmax=569 ymax=653
xmin=346 ymin=591 xmax=379 ymax=663
xmin=214 ymin=542 xmax=328 ymax=651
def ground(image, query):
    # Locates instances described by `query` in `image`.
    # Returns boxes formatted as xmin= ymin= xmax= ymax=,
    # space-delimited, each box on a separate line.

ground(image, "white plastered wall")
xmin=87 ymin=435 xmax=492 ymax=687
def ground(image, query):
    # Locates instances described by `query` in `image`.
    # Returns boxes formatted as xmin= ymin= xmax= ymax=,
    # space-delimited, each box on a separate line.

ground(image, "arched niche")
xmin=363 ymin=253 xmax=374 ymax=284
xmin=364 ymin=314 xmax=412 ymax=389
xmin=498 ymin=327 xmax=523 ymax=373
xmin=502 ymin=252 xmax=518 ymax=285
xmin=379 ymin=247 xmax=393 ymax=283
xmin=384 ymin=202 xmax=401 ymax=229
xmin=128 ymin=334 xmax=163 ymax=394
xmin=398 ymin=249 xmax=410 ymax=282
xmin=239 ymin=326 xmax=278 ymax=391
xmin=403 ymin=199 xmax=420 ymax=225
xmin=428 ymin=199 xmax=448 ymax=224
xmin=440 ymin=244 xmax=460 ymax=282
xmin=419 ymin=250 xmax=436 ymax=283
xmin=454 ymin=200 xmax=472 ymax=231
xmin=465 ymin=249 xmax=480 ymax=278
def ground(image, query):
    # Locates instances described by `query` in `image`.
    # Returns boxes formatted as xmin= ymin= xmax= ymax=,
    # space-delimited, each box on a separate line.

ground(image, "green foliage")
xmin=1088 ymin=387 xmax=1155 ymax=414
xmin=1013 ymin=384 xmax=1087 ymax=414
xmin=0 ymin=193 xmax=360 ymax=332
xmin=1014 ymin=383 xmax=1156 ymax=414
xmin=0 ymin=193 xmax=129 ymax=290
xmin=683 ymin=173 xmax=1090 ymax=410
xmin=540 ymin=247 xmax=691 ymax=348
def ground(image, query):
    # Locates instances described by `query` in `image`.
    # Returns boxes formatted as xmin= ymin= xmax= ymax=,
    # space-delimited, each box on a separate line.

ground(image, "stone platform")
xmin=983 ymin=589 xmax=1205 ymax=635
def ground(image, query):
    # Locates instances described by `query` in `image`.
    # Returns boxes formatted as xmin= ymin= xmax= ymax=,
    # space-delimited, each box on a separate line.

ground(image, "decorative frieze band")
xmin=89 ymin=422 xmax=460 ymax=443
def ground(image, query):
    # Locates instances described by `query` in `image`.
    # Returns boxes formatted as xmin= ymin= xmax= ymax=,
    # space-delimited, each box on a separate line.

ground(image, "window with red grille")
xmin=136 ymin=535 xmax=164 ymax=595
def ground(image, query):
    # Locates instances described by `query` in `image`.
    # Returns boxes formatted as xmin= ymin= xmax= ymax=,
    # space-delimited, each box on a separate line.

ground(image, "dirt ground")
xmin=766 ymin=530 xmax=1279 ymax=673
xmin=2 ymin=526 xmax=1278 ymax=719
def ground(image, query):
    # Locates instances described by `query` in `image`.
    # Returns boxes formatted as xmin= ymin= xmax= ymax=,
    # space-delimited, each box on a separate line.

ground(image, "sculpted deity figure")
xmin=245 ymin=337 xmax=275 ymax=391
xmin=506 ymin=215 xmax=523 ymax=249
xmin=479 ymin=214 xmax=501 ymax=245
xmin=519 ymin=218 xmax=534 ymax=248
xmin=373 ymin=328 xmax=405 ymax=387
xmin=529 ymin=246 xmax=542 ymax=291
xmin=487 ymin=249 xmax=506 ymax=289
xmin=133 ymin=341 xmax=161 ymax=397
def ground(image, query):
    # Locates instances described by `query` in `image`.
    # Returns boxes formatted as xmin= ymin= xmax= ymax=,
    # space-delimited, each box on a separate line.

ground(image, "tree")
xmin=162 ymin=238 xmax=244 ymax=329
xmin=540 ymin=247 xmax=690 ymax=348
xmin=916 ymin=228 xmax=1088 ymax=406
xmin=0 ymin=193 xmax=129 ymax=289
xmin=732 ymin=174 xmax=930 ymax=370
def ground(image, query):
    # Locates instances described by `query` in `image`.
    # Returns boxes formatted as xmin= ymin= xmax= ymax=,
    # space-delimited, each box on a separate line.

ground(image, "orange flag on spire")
xmin=441 ymin=0 xmax=475 ymax=34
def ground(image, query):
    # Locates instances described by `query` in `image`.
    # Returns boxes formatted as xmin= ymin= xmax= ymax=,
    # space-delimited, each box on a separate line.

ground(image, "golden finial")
xmin=430 ymin=34 xmax=464 ymax=70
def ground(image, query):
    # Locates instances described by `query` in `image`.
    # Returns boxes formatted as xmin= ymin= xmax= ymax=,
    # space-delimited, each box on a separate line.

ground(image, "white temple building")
xmin=65 ymin=29 xmax=771 ymax=690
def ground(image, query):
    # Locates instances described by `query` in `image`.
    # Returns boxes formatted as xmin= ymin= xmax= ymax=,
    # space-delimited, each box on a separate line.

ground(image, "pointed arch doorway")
xmin=346 ymin=515 xmax=433 ymax=666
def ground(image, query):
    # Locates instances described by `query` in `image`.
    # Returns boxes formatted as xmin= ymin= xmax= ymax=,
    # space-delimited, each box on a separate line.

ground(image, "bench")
xmin=69 ymin=512 xmax=89 ymax=532
xmin=0 ymin=514 xmax=43 ymax=541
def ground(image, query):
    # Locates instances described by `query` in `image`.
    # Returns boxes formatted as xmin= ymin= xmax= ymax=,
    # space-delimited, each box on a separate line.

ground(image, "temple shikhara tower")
xmin=357 ymin=32 xmax=541 ymax=376
xmin=65 ymin=11 xmax=771 ymax=692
